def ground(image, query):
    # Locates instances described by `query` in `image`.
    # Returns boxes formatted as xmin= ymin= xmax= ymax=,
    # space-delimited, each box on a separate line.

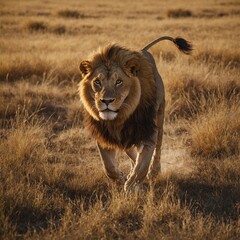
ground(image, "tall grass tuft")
xmin=167 ymin=9 xmax=192 ymax=18
xmin=23 ymin=20 xmax=48 ymax=33
xmin=190 ymin=103 xmax=240 ymax=159
xmin=57 ymin=9 xmax=84 ymax=19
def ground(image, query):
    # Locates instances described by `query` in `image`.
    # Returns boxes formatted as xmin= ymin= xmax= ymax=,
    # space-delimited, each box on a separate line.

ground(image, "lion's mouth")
xmin=100 ymin=108 xmax=119 ymax=113
xmin=99 ymin=108 xmax=119 ymax=121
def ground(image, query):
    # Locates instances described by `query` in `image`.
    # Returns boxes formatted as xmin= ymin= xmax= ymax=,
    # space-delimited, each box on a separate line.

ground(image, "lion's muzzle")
xmin=99 ymin=109 xmax=119 ymax=120
xmin=100 ymin=98 xmax=115 ymax=105
xmin=98 ymin=97 xmax=120 ymax=120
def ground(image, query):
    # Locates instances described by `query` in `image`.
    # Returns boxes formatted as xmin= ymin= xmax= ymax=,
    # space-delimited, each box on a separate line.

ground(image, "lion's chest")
xmin=85 ymin=105 xmax=156 ymax=149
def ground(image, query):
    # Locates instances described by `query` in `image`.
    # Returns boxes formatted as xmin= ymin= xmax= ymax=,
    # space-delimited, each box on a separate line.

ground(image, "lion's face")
xmin=79 ymin=60 xmax=141 ymax=122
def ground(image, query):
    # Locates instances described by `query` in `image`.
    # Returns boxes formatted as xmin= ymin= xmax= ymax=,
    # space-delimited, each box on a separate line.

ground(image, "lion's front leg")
xmin=124 ymin=144 xmax=155 ymax=192
xmin=97 ymin=142 xmax=126 ymax=184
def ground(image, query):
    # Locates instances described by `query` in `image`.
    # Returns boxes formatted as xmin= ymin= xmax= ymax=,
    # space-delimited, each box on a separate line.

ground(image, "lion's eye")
xmin=115 ymin=79 xmax=123 ymax=86
xmin=94 ymin=79 xmax=101 ymax=87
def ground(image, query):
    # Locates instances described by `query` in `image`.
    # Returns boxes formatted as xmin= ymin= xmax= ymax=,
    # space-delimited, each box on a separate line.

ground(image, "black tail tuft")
xmin=173 ymin=37 xmax=193 ymax=55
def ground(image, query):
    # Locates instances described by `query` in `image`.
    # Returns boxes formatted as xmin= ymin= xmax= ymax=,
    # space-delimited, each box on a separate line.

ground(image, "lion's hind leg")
xmin=147 ymin=106 xmax=164 ymax=181
xmin=147 ymin=137 xmax=162 ymax=181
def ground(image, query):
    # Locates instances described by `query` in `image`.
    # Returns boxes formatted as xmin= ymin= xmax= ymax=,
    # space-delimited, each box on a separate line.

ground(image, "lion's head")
xmin=79 ymin=44 xmax=155 ymax=125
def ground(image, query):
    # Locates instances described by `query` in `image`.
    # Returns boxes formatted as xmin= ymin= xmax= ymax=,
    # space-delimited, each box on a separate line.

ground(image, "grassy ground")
xmin=0 ymin=0 xmax=240 ymax=239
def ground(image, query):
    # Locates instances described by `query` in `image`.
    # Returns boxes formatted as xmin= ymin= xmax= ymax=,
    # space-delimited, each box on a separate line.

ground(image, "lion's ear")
xmin=79 ymin=60 xmax=92 ymax=76
xmin=125 ymin=59 xmax=140 ymax=76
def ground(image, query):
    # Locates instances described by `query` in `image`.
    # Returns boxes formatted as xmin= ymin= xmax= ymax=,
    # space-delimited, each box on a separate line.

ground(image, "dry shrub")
xmin=57 ymin=9 xmax=84 ymax=19
xmin=167 ymin=9 xmax=192 ymax=18
xmin=190 ymin=104 xmax=240 ymax=159
xmin=23 ymin=20 xmax=67 ymax=35
xmin=197 ymin=9 xmax=229 ymax=18
xmin=168 ymin=9 xmax=233 ymax=19
xmin=23 ymin=20 xmax=48 ymax=33
xmin=52 ymin=25 xmax=66 ymax=35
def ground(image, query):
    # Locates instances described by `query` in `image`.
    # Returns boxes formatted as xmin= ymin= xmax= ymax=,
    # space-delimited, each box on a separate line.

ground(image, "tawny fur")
xmin=78 ymin=36 xmax=192 ymax=191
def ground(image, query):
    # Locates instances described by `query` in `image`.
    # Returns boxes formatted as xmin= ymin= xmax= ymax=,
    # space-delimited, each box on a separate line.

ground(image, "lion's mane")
xmin=80 ymin=44 xmax=158 ymax=149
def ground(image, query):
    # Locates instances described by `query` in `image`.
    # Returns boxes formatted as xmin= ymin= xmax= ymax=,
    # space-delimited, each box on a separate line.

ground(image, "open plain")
xmin=0 ymin=0 xmax=240 ymax=239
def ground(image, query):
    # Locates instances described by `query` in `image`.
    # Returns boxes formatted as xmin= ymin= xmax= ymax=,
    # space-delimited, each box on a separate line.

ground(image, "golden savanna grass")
xmin=0 ymin=0 xmax=240 ymax=239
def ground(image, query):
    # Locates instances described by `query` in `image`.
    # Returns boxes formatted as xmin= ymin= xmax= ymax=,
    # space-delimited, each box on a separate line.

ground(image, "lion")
xmin=79 ymin=36 xmax=192 ymax=192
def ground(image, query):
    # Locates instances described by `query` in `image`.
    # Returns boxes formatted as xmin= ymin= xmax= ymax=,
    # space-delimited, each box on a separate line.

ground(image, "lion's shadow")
xmin=153 ymin=175 xmax=240 ymax=222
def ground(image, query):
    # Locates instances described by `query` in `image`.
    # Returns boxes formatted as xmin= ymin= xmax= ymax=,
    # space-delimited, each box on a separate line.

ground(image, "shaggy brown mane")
xmin=84 ymin=97 xmax=157 ymax=149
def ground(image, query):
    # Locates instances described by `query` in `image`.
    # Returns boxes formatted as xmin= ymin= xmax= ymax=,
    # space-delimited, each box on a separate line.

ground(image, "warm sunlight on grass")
xmin=190 ymin=104 xmax=240 ymax=159
xmin=0 ymin=0 xmax=239 ymax=239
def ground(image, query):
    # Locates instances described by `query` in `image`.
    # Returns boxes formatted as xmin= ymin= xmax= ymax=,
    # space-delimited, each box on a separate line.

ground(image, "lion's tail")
xmin=142 ymin=36 xmax=193 ymax=55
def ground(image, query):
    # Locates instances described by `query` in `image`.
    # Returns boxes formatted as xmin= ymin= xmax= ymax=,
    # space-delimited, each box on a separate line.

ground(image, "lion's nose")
xmin=100 ymin=98 xmax=115 ymax=105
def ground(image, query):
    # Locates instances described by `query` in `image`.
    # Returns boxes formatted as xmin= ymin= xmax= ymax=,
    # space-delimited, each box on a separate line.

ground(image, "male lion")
xmin=79 ymin=36 xmax=192 ymax=192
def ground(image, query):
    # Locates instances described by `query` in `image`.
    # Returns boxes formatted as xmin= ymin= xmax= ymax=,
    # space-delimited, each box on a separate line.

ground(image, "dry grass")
xmin=23 ymin=20 xmax=67 ymax=35
xmin=23 ymin=20 xmax=48 ymax=32
xmin=56 ymin=9 xmax=85 ymax=19
xmin=190 ymin=103 xmax=240 ymax=159
xmin=167 ymin=9 xmax=193 ymax=18
xmin=0 ymin=0 xmax=240 ymax=239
